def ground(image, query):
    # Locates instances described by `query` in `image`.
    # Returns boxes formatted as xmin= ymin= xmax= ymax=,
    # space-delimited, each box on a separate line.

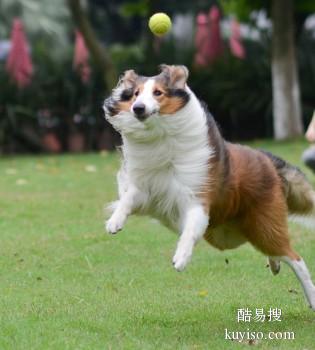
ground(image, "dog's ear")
xmin=159 ymin=64 xmax=189 ymax=89
xmin=118 ymin=69 xmax=138 ymax=88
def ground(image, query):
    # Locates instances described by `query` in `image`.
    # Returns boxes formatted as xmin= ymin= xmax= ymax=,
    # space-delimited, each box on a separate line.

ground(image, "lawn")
xmin=0 ymin=139 xmax=314 ymax=350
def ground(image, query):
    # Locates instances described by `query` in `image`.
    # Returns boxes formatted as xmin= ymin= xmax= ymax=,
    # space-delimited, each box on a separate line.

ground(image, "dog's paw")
xmin=105 ymin=201 xmax=119 ymax=215
xmin=105 ymin=215 xmax=124 ymax=234
xmin=268 ymin=258 xmax=281 ymax=276
xmin=172 ymin=244 xmax=193 ymax=272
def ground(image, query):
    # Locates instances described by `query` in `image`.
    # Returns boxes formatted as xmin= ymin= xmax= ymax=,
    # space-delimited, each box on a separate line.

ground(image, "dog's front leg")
xmin=173 ymin=205 xmax=209 ymax=272
xmin=106 ymin=185 xmax=142 ymax=234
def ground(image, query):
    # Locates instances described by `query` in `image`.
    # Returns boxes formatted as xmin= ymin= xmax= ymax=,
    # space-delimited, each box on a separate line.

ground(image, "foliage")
xmin=0 ymin=0 xmax=71 ymax=60
xmin=188 ymin=24 xmax=315 ymax=140
xmin=2 ymin=0 xmax=315 ymax=152
xmin=191 ymin=57 xmax=272 ymax=139
xmin=0 ymin=48 xmax=108 ymax=153
xmin=220 ymin=0 xmax=266 ymax=20
xmin=220 ymin=0 xmax=315 ymax=19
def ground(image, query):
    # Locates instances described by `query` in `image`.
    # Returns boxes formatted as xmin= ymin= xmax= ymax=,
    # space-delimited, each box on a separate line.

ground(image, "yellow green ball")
xmin=148 ymin=13 xmax=172 ymax=36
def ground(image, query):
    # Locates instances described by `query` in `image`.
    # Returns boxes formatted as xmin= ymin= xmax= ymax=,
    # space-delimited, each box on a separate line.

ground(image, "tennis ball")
xmin=148 ymin=13 xmax=172 ymax=36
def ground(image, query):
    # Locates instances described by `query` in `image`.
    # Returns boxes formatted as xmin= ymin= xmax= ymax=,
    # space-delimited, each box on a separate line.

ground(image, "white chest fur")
xmin=119 ymin=92 xmax=213 ymax=231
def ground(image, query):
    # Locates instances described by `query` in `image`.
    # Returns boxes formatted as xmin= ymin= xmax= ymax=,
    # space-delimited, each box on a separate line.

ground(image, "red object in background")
xmin=208 ymin=6 xmax=224 ymax=63
xmin=194 ymin=6 xmax=223 ymax=67
xmin=42 ymin=133 xmax=62 ymax=153
xmin=230 ymin=18 xmax=246 ymax=59
xmin=73 ymin=30 xmax=91 ymax=84
xmin=194 ymin=13 xmax=211 ymax=66
xmin=6 ymin=18 xmax=33 ymax=88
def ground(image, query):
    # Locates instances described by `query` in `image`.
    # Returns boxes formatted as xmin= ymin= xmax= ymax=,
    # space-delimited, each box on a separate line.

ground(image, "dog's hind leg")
xmin=247 ymin=226 xmax=315 ymax=310
xmin=268 ymin=257 xmax=281 ymax=275
xmin=280 ymin=255 xmax=315 ymax=311
xmin=254 ymin=225 xmax=315 ymax=309
xmin=242 ymin=197 xmax=315 ymax=310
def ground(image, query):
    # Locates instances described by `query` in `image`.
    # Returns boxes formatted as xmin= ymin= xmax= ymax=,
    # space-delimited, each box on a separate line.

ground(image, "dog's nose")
xmin=133 ymin=103 xmax=146 ymax=118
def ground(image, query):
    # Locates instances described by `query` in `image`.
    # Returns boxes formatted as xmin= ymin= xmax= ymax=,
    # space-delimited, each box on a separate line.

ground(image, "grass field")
xmin=0 ymin=139 xmax=314 ymax=350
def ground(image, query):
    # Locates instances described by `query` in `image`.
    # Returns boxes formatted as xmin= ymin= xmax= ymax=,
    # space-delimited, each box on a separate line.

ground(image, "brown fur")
xmin=153 ymin=82 xmax=188 ymax=115
xmin=159 ymin=64 xmax=188 ymax=89
xmin=202 ymin=143 xmax=301 ymax=260
xmin=111 ymin=65 xmax=189 ymax=116
xmin=116 ymin=83 xmax=145 ymax=113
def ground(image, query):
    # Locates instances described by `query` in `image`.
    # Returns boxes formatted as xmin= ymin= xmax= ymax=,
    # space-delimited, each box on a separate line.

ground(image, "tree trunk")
xmin=67 ymin=0 xmax=117 ymax=90
xmin=271 ymin=0 xmax=303 ymax=140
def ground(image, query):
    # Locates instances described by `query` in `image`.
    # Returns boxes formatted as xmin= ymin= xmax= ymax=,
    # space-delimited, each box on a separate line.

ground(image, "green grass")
xmin=0 ymin=139 xmax=314 ymax=350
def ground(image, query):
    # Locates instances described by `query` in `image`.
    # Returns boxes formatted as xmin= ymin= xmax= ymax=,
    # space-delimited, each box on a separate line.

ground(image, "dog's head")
xmin=104 ymin=65 xmax=190 ymax=126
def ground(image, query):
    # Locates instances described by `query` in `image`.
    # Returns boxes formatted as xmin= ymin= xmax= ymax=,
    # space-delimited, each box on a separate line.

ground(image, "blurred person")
xmin=302 ymin=111 xmax=315 ymax=172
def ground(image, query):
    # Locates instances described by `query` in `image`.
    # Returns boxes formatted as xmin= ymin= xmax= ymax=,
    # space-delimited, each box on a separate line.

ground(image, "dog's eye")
xmin=134 ymin=89 xmax=140 ymax=97
xmin=120 ymin=89 xmax=133 ymax=101
xmin=153 ymin=89 xmax=163 ymax=97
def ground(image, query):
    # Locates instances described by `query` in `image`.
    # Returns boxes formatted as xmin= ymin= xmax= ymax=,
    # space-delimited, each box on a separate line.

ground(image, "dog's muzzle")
xmin=132 ymin=102 xmax=147 ymax=121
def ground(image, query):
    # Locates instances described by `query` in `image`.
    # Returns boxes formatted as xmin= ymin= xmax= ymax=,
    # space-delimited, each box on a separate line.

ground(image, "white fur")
xmin=132 ymin=79 xmax=160 ymax=116
xmin=279 ymin=256 xmax=315 ymax=310
xmin=289 ymin=215 xmax=315 ymax=229
xmin=173 ymin=206 xmax=209 ymax=271
xmin=105 ymin=85 xmax=213 ymax=270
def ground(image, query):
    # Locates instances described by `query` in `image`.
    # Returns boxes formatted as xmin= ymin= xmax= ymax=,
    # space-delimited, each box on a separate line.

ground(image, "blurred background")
xmin=1 ymin=0 xmax=315 ymax=154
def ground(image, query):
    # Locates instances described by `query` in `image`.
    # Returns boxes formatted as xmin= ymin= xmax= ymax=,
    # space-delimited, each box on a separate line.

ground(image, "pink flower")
xmin=6 ymin=18 xmax=33 ymax=88
xmin=208 ymin=6 xmax=224 ymax=63
xmin=73 ymin=30 xmax=91 ymax=84
xmin=229 ymin=18 xmax=245 ymax=59
xmin=194 ymin=13 xmax=211 ymax=66
xmin=194 ymin=6 xmax=224 ymax=67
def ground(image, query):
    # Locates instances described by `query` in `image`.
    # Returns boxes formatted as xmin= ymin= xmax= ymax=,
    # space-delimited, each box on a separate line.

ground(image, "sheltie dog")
xmin=103 ymin=64 xmax=315 ymax=310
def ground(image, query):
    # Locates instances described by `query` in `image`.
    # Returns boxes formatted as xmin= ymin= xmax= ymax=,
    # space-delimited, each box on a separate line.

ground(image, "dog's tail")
xmin=261 ymin=151 xmax=315 ymax=225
